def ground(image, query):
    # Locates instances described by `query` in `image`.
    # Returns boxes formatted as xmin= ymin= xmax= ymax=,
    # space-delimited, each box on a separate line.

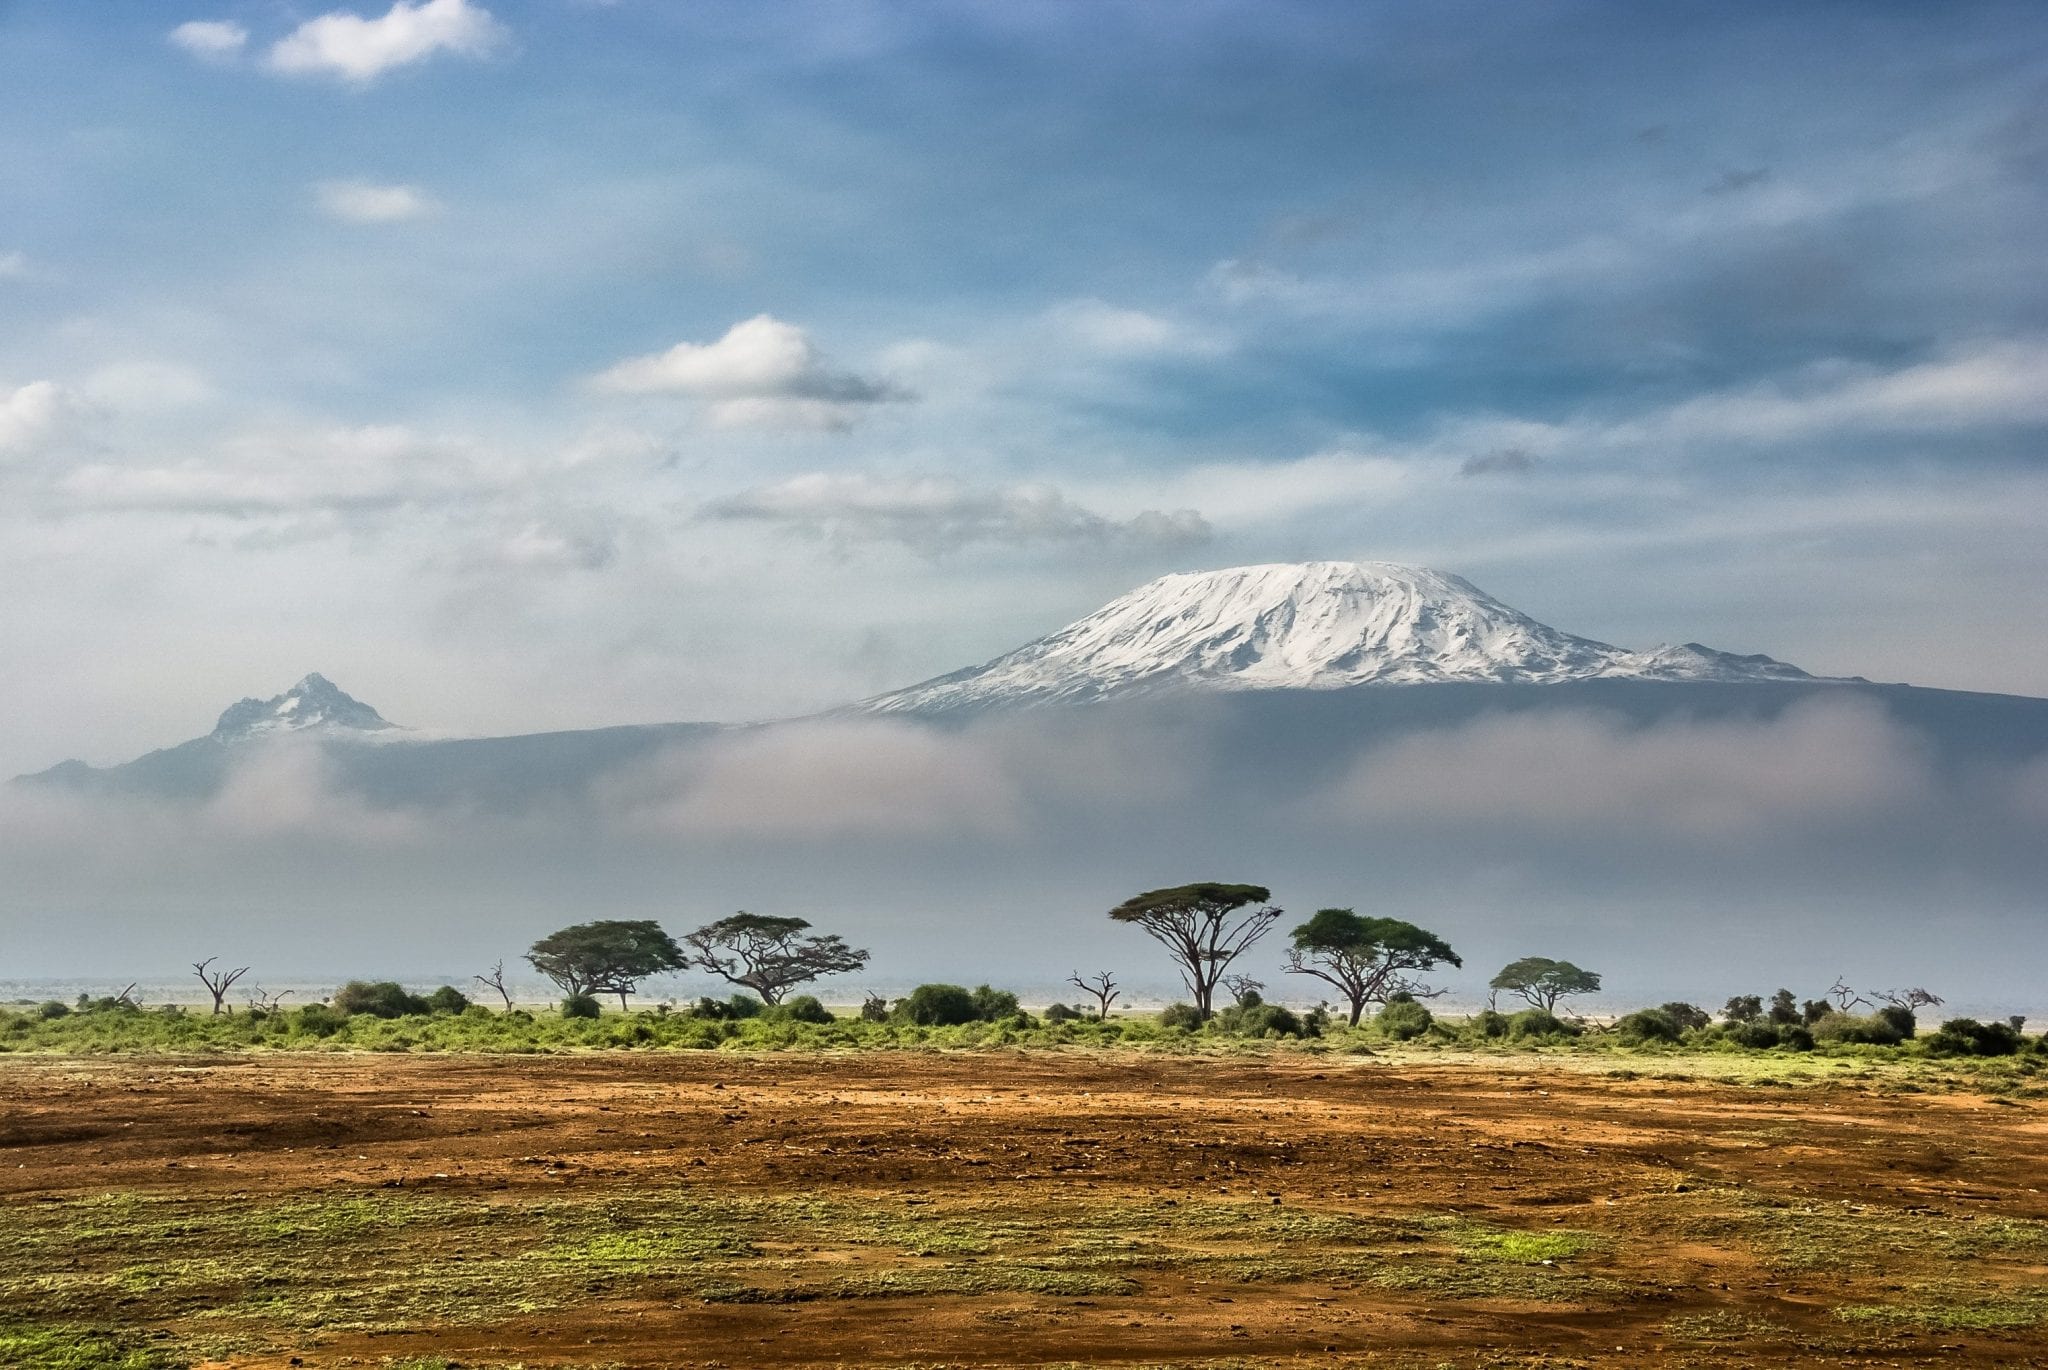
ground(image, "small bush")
xmin=1508 ymin=1008 xmax=1579 ymax=1040
xmin=1925 ymin=1017 xmax=2024 ymax=1057
xmin=425 ymin=985 xmax=470 ymax=1014
xmin=560 ymin=993 xmax=602 ymax=1020
xmin=332 ymin=981 xmax=430 ymax=1018
xmin=859 ymin=993 xmax=889 ymax=1023
xmin=898 ymin=983 xmax=978 ymax=1026
xmin=1718 ymin=1020 xmax=1783 ymax=1049
xmin=691 ymin=994 xmax=763 ymax=1021
xmin=1780 ymin=1025 xmax=1816 ymax=1052
xmin=35 ymin=1001 xmax=70 ymax=1020
xmin=970 ymin=985 xmax=1021 ymax=1021
xmin=1043 ymin=1002 xmax=1082 ymax=1024
xmin=1472 ymin=1008 xmax=1510 ymax=1038
xmin=293 ymin=1003 xmax=346 ymax=1037
xmin=1614 ymin=1008 xmax=1682 ymax=1045
xmin=1660 ymin=1001 xmax=1712 ymax=1032
xmin=1158 ymin=1003 xmax=1204 ymax=1031
xmin=769 ymin=994 xmax=833 ymax=1024
xmin=1375 ymin=998 xmax=1435 ymax=1041
xmin=1216 ymin=1001 xmax=1303 ymax=1037
xmin=1812 ymin=1010 xmax=1906 ymax=1046
xmin=1874 ymin=1004 xmax=1917 ymax=1040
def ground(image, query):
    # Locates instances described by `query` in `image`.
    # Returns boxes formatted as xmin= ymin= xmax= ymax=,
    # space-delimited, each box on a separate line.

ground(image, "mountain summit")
xmin=859 ymin=561 xmax=1813 ymax=713
xmin=209 ymin=673 xmax=395 ymax=742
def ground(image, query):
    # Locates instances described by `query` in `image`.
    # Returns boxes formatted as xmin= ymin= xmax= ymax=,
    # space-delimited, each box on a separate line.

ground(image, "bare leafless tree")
xmin=1826 ymin=977 xmax=1868 ymax=1012
xmin=192 ymin=958 xmax=249 ymax=1016
xmin=1222 ymin=973 xmax=1266 ymax=1006
xmin=474 ymin=959 xmax=515 ymax=1011
xmin=1873 ymin=986 xmax=1944 ymax=1012
xmin=110 ymin=983 xmax=141 ymax=1009
xmin=1067 ymin=971 xmax=1120 ymax=1020
xmin=246 ymin=986 xmax=292 ymax=1013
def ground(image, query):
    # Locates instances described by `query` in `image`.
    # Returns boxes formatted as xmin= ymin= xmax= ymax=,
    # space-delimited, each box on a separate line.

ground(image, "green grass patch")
xmin=1835 ymin=1285 xmax=2048 ymax=1332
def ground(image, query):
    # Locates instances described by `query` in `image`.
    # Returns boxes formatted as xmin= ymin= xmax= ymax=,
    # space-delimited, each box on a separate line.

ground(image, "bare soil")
xmin=3 ymin=1050 xmax=2046 ymax=1368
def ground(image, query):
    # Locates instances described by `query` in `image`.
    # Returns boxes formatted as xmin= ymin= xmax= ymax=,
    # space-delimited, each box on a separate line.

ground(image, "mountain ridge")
xmin=857 ymin=561 xmax=1818 ymax=714
xmin=13 ymin=559 xmax=1936 ymax=795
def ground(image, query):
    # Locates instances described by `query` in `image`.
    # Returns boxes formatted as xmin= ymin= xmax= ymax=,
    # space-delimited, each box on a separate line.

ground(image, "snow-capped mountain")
xmin=859 ymin=561 xmax=1814 ymax=713
xmin=208 ymin=672 xmax=397 ymax=741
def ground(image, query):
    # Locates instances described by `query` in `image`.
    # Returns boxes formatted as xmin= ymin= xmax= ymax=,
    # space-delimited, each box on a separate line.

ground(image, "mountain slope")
xmin=209 ymin=673 xmax=396 ymax=741
xmin=859 ymin=561 xmax=1815 ymax=714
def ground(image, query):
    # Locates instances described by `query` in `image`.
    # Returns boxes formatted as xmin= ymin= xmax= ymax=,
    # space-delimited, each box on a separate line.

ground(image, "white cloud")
xmin=0 ymin=251 xmax=28 ymax=281
xmin=81 ymin=361 xmax=215 ymax=411
xmin=607 ymin=722 xmax=1023 ymax=840
xmin=1046 ymin=299 xmax=1226 ymax=356
xmin=266 ymin=0 xmax=505 ymax=84
xmin=52 ymin=423 xmax=503 ymax=516
xmin=591 ymin=314 xmax=909 ymax=429
xmin=706 ymin=472 xmax=1211 ymax=555
xmin=1316 ymin=698 xmax=1932 ymax=842
xmin=168 ymin=20 xmax=249 ymax=62
xmin=314 ymin=179 xmax=438 ymax=224
xmin=0 ymin=381 xmax=70 ymax=455
xmin=1629 ymin=338 xmax=2048 ymax=444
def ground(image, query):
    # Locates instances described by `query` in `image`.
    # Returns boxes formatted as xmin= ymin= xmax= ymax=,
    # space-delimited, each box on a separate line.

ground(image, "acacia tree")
xmin=526 ymin=919 xmax=685 ymax=1010
xmin=1489 ymin=956 xmax=1601 ymax=1014
xmin=1108 ymin=882 xmax=1281 ymax=1021
xmin=192 ymin=958 xmax=248 ymax=1016
xmin=1067 ymin=970 xmax=1120 ymax=1020
xmin=1283 ymin=909 xmax=1461 ymax=1027
xmin=681 ymin=913 xmax=869 ymax=1005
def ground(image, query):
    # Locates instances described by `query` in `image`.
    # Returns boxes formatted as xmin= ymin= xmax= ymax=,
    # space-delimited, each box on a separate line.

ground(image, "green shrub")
xmin=1158 ymin=1003 xmax=1204 ymax=1031
xmin=1472 ymin=1008 xmax=1510 ymax=1038
xmin=1660 ymin=1001 xmax=1712 ymax=1032
xmin=424 ymin=985 xmax=470 ymax=1014
xmin=1216 ymin=1001 xmax=1304 ymax=1037
xmin=1718 ymin=1020 xmax=1783 ymax=1049
xmin=36 ymin=1001 xmax=70 ymax=1020
xmin=1508 ymin=1008 xmax=1578 ymax=1040
xmin=859 ymin=993 xmax=889 ymax=1022
xmin=1925 ymin=1018 xmax=2024 ymax=1057
xmin=1780 ymin=1025 xmax=1815 ymax=1051
xmin=691 ymin=994 xmax=763 ymax=1020
xmin=1812 ymin=1010 xmax=1906 ymax=1046
xmin=1043 ymin=1002 xmax=1082 ymax=1024
xmin=898 ymin=984 xmax=978 ymax=1026
xmin=970 ymin=985 xmax=1021 ymax=1021
xmin=560 ymin=993 xmax=602 ymax=1020
xmin=1874 ymin=1004 xmax=1917 ymax=1040
xmin=332 ymin=981 xmax=430 ymax=1018
xmin=1375 ymin=998 xmax=1434 ymax=1041
xmin=293 ymin=1003 xmax=347 ymax=1037
xmin=769 ymin=994 xmax=833 ymax=1024
xmin=1614 ymin=1008 xmax=1682 ymax=1045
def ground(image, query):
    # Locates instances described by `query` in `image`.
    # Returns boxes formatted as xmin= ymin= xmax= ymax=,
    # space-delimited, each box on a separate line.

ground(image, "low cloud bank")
xmin=4 ymin=694 xmax=2043 ymax=1000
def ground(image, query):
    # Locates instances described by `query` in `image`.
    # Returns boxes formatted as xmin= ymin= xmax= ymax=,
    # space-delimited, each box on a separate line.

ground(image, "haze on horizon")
xmin=2 ymin=2 xmax=2044 ymax=1007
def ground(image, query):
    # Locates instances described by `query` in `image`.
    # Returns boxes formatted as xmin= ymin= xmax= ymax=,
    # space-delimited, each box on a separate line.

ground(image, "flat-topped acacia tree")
xmin=682 ymin=913 xmax=870 ymax=1006
xmin=1490 ymin=956 xmax=1601 ymax=1014
xmin=1108 ymin=882 xmax=1282 ymax=1021
xmin=526 ymin=919 xmax=686 ymax=1010
xmin=1283 ymin=909 xmax=1461 ymax=1027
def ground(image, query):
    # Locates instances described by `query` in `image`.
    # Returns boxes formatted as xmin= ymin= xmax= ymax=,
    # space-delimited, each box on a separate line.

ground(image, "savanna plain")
xmin=6 ymin=1034 xmax=2048 ymax=1370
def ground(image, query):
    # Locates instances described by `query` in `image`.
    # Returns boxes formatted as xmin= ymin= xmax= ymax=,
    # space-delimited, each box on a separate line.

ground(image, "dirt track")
xmin=4 ymin=1050 xmax=2046 ymax=1368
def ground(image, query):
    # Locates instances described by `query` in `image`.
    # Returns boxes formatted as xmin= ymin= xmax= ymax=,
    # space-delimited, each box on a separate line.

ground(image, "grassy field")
xmin=3 ymin=1042 xmax=2047 ymax=1369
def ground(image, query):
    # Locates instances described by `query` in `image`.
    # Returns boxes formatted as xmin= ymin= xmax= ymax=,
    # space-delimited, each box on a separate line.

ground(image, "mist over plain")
xmin=7 ymin=682 xmax=2044 ymax=1013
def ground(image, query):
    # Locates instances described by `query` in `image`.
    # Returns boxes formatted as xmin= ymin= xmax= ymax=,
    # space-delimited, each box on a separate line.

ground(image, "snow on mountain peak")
xmin=859 ymin=560 xmax=1811 ymax=712
xmin=210 ymin=673 xmax=396 ymax=741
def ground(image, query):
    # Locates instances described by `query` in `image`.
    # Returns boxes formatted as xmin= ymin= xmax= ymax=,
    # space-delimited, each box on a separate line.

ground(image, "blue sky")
xmin=3 ymin=0 xmax=2046 ymax=772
